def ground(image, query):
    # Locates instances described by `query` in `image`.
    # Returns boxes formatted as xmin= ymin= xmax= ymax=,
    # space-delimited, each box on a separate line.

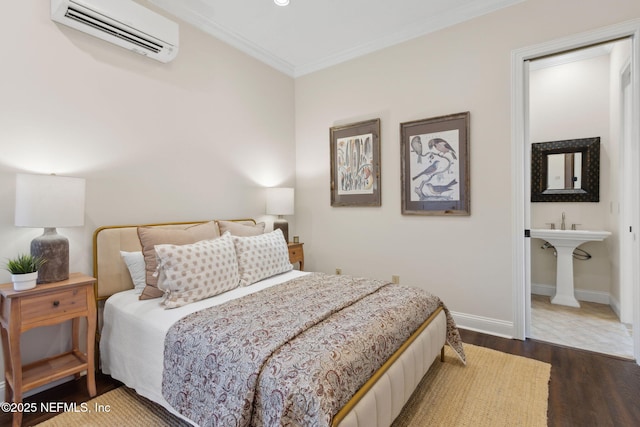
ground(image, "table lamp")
xmin=266 ymin=187 xmax=294 ymax=242
xmin=15 ymin=173 xmax=86 ymax=283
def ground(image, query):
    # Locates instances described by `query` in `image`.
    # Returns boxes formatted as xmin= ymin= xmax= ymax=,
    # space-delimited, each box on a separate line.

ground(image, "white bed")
xmin=100 ymin=270 xmax=309 ymax=423
xmin=94 ymin=220 xmax=458 ymax=427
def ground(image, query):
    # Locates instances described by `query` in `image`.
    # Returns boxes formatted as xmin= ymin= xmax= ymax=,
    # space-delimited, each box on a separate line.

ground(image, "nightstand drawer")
xmin=20 ymin=287 xmax=87 ymax=324
xmin=289 ymin=247 xmax=303 ymax=263
xmin=287 ymin=242 xmax=304 ymax=271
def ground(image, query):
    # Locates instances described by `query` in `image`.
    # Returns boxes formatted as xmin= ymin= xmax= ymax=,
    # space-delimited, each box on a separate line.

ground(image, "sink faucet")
xmin=561 ymin=212 xmax=566 ymax=230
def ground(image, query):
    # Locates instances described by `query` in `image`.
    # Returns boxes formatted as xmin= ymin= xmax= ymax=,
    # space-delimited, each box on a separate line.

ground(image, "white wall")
xmin=529 ymin=54 xmax=613 ymax=296
xmin=294 ymin=0 xmax=640 ymax=334
xmin=0 ymin=2 xmax=294 ymax=395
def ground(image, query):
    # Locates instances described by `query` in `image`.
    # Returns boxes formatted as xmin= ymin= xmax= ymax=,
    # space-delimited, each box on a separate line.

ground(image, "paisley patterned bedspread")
xmin=162 ymin=273 xmax=465 ymax=427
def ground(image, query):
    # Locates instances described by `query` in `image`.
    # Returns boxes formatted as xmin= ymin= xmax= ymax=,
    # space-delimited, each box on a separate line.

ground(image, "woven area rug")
xmin=392 ymin=344 xmax=550 ymax=427
xmin=38 ymin=344 xmax=550 ymax=427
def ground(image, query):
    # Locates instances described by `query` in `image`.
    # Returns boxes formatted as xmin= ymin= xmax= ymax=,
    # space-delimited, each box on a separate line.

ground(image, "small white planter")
xmin=11 ymin=272 xmax=38 ymax=291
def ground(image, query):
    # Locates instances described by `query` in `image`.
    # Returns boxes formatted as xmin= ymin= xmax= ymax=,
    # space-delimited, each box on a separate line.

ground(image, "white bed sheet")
xmin=100 ymin=270 xmax=309 ymax=421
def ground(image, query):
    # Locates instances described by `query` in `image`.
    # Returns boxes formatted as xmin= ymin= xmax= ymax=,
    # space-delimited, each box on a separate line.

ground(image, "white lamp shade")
xmin=266 ymin=187 xmax=294 ymax=216
xmin=15 ymin=173 xmax=86 ymax=228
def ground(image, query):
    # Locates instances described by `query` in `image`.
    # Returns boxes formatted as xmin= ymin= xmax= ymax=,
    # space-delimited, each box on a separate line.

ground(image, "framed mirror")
xmin=531 ymin=137 xmax=600 ymax=202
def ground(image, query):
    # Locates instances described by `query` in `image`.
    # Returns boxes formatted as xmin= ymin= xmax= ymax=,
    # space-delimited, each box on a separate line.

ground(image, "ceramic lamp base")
xmin=273 ymin=218 xmax=289 ymax=243
xmin=31 ymin=228 xmax=69 ymax=284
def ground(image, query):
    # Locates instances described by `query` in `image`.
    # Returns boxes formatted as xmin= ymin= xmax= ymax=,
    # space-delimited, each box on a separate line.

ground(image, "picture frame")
xmin=330 ymin=118 xmax=381 ymax=207
xmin=400 ymin=112 xmax=470 ymax=215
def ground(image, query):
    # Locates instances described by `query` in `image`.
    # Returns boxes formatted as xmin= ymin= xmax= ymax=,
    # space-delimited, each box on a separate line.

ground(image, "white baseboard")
xmin=609 ymin=294 xmax=622 ymax=319
xmin=450 ymin=310 xmax=515 ymax=339
xmin=532 ymin=283 xmax=610 ymax=305
xmin=531 ymin=283 xmax=555 ymax=297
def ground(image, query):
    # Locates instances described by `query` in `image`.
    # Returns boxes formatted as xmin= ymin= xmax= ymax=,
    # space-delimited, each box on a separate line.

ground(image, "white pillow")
xmin=155 ymin=233 xmax=240 ymax=308
xmin=120 ymin=251 xmax=146 ymax=294
xmin=232 ymin=228 xmax=293 ymax=287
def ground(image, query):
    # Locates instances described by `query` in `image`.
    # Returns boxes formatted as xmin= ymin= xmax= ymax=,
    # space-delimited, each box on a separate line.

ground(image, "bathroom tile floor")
xmin=530 ymin=294 xmax=634 ymax=359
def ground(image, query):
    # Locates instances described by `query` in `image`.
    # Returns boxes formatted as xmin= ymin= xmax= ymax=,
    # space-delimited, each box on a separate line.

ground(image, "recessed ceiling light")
xmin=274 ymin=0 xmax=290 ymax=6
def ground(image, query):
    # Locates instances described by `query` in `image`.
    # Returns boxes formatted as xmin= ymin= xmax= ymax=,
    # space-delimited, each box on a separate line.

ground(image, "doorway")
xmin=511 ymin=20 xmax=640 ymax=363
xmin=528 ymin=41 xmax=633 ymax=358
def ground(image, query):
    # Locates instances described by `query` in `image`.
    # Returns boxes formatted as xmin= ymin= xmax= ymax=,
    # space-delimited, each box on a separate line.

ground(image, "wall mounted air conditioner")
xmin=51 ymin=0 xmax=179 ymax=63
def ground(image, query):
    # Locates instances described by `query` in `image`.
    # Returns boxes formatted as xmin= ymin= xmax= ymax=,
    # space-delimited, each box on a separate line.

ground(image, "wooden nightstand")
xmin=288 ymin=242 xmax=304 ymax=271
xmin=0 ymin=273 xmax=97 ymax=427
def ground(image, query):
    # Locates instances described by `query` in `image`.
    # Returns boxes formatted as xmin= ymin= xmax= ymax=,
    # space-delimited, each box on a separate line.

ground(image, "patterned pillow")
xmin=233 ymin=229 xmax=293 ymax=287
xmin=155 ymin=233 xmax=240 ymax=308
xmin=137 ymin=221 xmax=220 ymax=300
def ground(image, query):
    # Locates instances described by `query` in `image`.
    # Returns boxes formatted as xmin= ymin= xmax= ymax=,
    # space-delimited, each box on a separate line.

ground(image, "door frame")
xmin=511 ymin=19 xmax=640 ymax=362
xmin=620 ymin=61 xmax=634 ymax=325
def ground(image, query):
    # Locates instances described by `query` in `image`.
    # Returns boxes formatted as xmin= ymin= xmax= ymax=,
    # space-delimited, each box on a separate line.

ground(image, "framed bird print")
xmin=400 ymin=112 xmax=470 ymax=215
xmin=330 ymin=118 xmax=381 ymax=207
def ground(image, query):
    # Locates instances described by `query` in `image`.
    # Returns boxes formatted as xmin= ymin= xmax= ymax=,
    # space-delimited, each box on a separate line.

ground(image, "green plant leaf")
xmin=5 ymin=253 xmax=46 ymax=274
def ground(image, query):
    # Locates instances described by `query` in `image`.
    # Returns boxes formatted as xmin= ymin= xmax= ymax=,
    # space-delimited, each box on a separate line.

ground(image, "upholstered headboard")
xmin=92 ymin=219 xmax=256 ymax=301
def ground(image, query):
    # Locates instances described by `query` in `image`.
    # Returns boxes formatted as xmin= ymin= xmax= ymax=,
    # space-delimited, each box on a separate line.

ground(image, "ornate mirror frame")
xmin=531 ymin=137 xmax=600 ymax=202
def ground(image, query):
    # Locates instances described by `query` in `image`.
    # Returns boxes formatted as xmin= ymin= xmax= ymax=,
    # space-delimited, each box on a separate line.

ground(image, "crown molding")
xmin=151 ymin=0 xmax=524 ymax=78
xmin=295 ymin=0 xmax=525 ymax=77
xmin=150 ymin=0 xmax=296 ymax=76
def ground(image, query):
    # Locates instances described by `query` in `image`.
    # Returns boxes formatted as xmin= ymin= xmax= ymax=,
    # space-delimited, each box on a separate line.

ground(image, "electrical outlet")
xmin=392 ymin=275 xmax=400 ymax=284
xmin=335 ymin=268 xmax=342 ymax=275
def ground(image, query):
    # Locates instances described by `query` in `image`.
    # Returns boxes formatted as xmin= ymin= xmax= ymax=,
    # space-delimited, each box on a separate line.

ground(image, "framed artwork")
xmin=330 ymin=118 xmax=381 ymax=207
xmin=400 ymin=112 xmax=470 ymax=215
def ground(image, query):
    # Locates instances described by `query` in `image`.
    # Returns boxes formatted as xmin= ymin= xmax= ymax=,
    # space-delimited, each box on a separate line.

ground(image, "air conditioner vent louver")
xmin=65 ymin=6 xmax=162 ymax=54
xmin=51 ymin=0 xmax=179 ymax=63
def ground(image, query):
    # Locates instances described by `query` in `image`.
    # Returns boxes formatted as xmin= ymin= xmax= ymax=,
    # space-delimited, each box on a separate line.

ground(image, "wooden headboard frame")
xmin=92 ymin=219 xmax=256 ymax=303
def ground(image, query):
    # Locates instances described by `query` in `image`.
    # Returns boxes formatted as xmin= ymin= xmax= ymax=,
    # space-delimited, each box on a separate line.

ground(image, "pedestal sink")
xmin=530 ymin=229 xmax=611 ymax=307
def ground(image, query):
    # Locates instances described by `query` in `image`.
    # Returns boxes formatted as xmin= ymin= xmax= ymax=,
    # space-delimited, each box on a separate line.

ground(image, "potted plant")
xmin=5 ymin=254 xmax=46 ymax=291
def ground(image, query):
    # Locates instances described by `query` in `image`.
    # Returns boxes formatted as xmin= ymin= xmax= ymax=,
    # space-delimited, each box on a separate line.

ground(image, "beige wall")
xmin=0 ymin=2 xmax=294 ymax=391
xmin=294 ymin=0 xmax=640 ymax=329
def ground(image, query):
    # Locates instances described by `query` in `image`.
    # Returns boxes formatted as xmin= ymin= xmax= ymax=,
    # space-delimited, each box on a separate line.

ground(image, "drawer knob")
xmin=53 ymin=300 xmax=60 ymax=307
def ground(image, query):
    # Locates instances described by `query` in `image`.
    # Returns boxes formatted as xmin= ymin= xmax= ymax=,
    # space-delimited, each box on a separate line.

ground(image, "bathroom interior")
xmin=528 ymin=38 xmax=635 ymax=359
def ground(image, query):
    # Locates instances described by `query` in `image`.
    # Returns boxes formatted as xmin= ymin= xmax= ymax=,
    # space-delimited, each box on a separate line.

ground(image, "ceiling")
xmin=148 ymin=0 xmax=524 ymax=77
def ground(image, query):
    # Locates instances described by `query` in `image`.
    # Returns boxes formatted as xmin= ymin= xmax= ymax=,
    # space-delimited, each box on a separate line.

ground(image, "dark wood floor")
xmin=2 ymin=329 xmax=639 ymax=426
